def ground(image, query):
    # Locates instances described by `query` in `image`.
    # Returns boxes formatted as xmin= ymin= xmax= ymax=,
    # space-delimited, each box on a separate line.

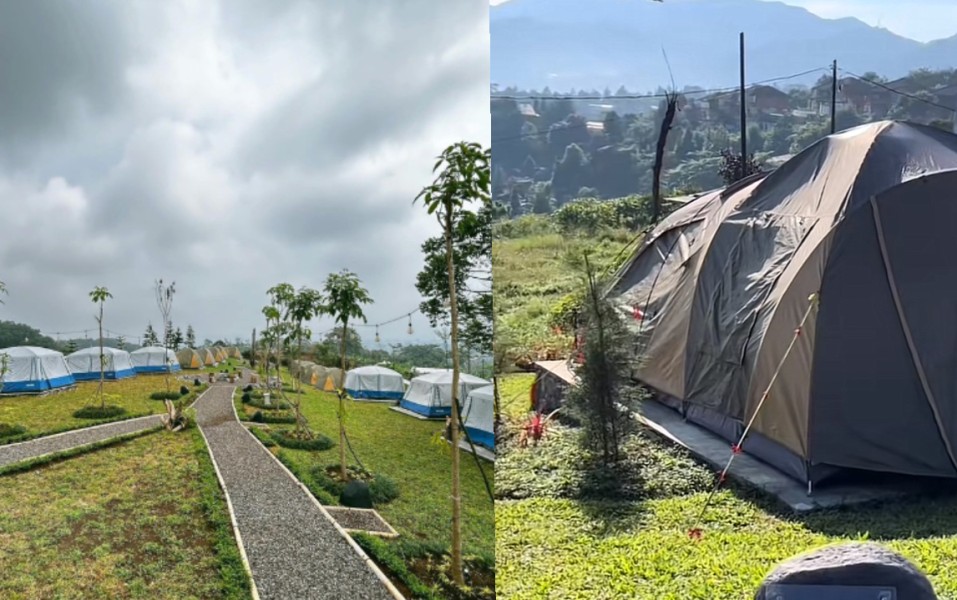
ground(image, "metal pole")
xmin=831 ymin=59 xmax=837 ymax=134
xmin=739 ymin=32 xmax=747 ymax=163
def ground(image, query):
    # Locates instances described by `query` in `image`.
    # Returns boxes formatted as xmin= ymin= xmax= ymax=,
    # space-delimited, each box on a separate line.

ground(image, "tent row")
xmin=176 ymin=346 xmax=242 ymax=369
xmin=0 ymin=345 xmax=187 ymax=393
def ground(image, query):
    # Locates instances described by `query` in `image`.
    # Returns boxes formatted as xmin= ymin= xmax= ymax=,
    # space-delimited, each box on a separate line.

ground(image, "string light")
xmin=407 ymin=314 xmax=413 ymax=335
xmin=375 ymin=325 xmax=380 ymax=344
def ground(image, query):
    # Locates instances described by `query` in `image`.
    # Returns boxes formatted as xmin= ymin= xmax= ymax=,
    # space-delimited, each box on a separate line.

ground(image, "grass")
xmin=235 ymin=377 xmax=494 ymax=596
xmin=495 ymin=219 xmax=957 ymax=599
xmin=498 ymin=372 xmax=535 ymax=421
xmin=0 ymin=429 xmax=251 ymax=599
xmin=0 ymin=378 xmax=209 ymax=445
xmin=492 ymin=228 xmax=635 ymax=366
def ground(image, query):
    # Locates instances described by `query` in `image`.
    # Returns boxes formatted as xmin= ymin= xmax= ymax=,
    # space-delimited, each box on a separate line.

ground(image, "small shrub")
xmin=251 ymin=411 xmax=264 ymax=422
xmin=150 ymin=391 xmax=181 ymax=401
xmin=254 ymin=411 xmax=296 ymax=424
xmin=0 ymin=423 xmax=27 ymax=439
xmin=73 ymin=405 xmax=127 ymax=419
xmin=194 ymin=378 xmax=201 ymax=386
xmin=270 ymin=429 xmax=334 ymax=451
xmin=241 ymin=392 xmax=252 ymax=404
xmin=311 ymin=464 xmax=400 ymax=505
xmin=246 ymin=397 xmax=291 ymax=410
xmin=179 ymin=385 xmax=190 ymax=396
xmin=243 ymin=384 xmax=253 ymax=392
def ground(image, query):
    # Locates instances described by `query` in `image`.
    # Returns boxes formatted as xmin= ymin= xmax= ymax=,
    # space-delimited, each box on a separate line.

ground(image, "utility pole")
xmin=831 ymin=59 xmax=838 ymax=134
xmin=739 ymin=32 xmax=747 ymax=163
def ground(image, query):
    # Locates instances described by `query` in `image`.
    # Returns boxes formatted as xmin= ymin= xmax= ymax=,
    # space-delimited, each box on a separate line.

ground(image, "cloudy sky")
xmin=0 ymin=1 xmax=489 ymax=349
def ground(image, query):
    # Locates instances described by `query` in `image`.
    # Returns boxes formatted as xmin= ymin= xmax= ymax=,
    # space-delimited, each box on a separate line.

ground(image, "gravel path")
xmin=0 ymin=415 xmax=162 ymax=469
xmin=195 ymin=385 xmax=397 ymax=600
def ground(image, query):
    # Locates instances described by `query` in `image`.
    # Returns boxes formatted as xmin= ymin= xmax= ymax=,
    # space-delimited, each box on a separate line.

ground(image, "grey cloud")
xmin=0 ymin=0 xmax=489 ymax=345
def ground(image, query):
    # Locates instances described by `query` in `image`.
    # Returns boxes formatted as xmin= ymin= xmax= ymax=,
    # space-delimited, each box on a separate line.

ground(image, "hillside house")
xmin=701 ymin=85 xmax=791 ymax=123
xmin=811 ymin=77 xmax=892 ymax=118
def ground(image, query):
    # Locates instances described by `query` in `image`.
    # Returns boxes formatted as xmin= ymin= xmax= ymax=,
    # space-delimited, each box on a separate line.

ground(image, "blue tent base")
xmin=347 ymin=389 xmax=404 ymax=401
xmin=464 ymin=426 xmax=495 ymax=450
xmin=71 ymin=369 xmax=136 ymax=381
xmin=1 ymin=376 xmax=77 ymax=396
xmin=133 ymin=366 xmax=182 ymax=374
xmin=399 ymin=399 xmax=450 ymax=419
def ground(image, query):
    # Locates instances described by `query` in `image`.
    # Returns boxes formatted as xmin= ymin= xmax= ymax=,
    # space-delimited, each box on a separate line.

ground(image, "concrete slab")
xmin=450 ymin=438 xmax=495 ymax=462
xmin=634 ymin=400 xmax=929 ymax=513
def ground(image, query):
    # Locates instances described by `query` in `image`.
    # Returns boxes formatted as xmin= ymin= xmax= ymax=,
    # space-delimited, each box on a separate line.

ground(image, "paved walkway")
xmin=0 ymin=415 xmax=162 ymax=469
xmin=195 ymin=385 xmax=397 ymax=600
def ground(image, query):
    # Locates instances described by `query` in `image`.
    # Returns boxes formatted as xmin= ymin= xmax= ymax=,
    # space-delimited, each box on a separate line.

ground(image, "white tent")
xmin=0 ymin=346 xmax=76 ymax=393
xmin=400 ymin=371 xmax=491 ymax=418
xmin=66 ymin=347 xmax=135 ymax=381
xmin=463 ymin=384 xmax=495 ymax=449
xmin=411 ymin=367 xmax=452 ymax=377
xmin=344 ymin=365 xmax=405 ymax=400
xmin=130 ymin=346 xmax=181 ymax=373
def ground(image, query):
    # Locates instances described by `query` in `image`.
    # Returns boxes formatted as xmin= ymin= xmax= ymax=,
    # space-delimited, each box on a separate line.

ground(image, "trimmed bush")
xmin=245 ymin=397 xmax=291 ymax=410
xmin=241 ymin=393 xmax=251 ymax=404
xmin=73 ymin=405 xmax=127 ymax=419
xmin=150 ymin=391 xmax=181 ymax=401
xmin=194 ymin=378 xmax=202 ymax=386
xmin=270 ymin=429 xmax=334 ymax=451
xmin=243 ymin=385 xmax=253 ymax=392
xmin=311 ymin=464 xmax=400 ymax=505
xmin=179 ymin=385 xmax=190 ymax=396
xmin=251 ymin=410 xmax=296 ymax=424
xmin=0 ymin=423 xmax=27 ymax=439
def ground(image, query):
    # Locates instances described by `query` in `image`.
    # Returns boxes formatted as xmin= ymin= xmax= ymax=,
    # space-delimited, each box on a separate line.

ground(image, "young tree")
xmin=567 ymin=255 xmax=631 ymax=463
xmin=116 ymin=335 xmax=126 ymax=351
xmin=89 ymin=287 xmax=113 ymax=408
xmin=155 ymin=280 xmax=176 ymax=394
xmin=186 ymin=325 xmax=196 ymax=348
xmin=65 ymin=339 xmax=78 ymax=354
xmin=414 ymin=140 xmax=490 ymax=586
xmin=172 ymin=327 xmax=184 ymax=350
xmin=284 ymin=285 xmax=325 ymax=435
xmin=143 ymin=323 xmax=159 ymax=346
xmin=323 ymin=270 xmax=373 ymax=481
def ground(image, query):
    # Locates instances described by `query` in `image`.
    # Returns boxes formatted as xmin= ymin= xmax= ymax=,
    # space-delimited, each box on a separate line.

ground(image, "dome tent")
xmin=344 ymin=365 xmax=405 ymax=400
xmin=130 ymin=346 xmax=181 ymax=374
xmin=228 ymin=347 xmax=243 ymax=359
xmin=0 ymin=346 xmax=76 ymax=393
xmin=176 ymin=348 xmax=203 ymax=370
xmin=198 ymin=347 xmax=215 ymax=366
xmin=401 ymin=371 xmax=491 ymax=418
xmin=607 ymin=120 xmax=957 ymax=485
xmin=463 ymin=384 xmax=495 ymax=449
xmin=66 ymin=347 xmax=135 ymax=381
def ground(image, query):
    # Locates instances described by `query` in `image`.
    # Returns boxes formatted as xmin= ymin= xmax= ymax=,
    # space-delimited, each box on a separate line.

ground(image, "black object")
xmin=180 ymin=386 xmax=189 ymax=396
xmin=251 ymin=411 xmax=264 ymax=423
xmin=244 ymin=384 xmax=253 ymax=392
xmin=194 ymin=378 xmax=201 ymax=386
xmin=762 ymin=584 xmax=895 ymax=600
xmin=340 ymin=480 xmax=373 ymax=509
xmin=755 ymin=543 xmax=936 ymax=600
xmin=241 ymin=392 xmax=251 ymax=404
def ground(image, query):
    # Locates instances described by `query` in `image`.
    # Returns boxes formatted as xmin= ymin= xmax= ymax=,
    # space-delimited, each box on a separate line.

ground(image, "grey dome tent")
xmin=607 ymin=121 xmax=957 ymax=485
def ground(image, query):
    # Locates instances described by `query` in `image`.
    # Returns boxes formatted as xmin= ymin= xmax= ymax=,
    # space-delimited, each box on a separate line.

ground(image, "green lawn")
xmin=0 ymin=377 xmax=208 ymax=444
xmin=236 ymin=381 xmax=494 ymax=561
xmin=0 ymin=429 xmax=250 ymax=599
xmin=498 ymin=373 xmax=535 ymax=421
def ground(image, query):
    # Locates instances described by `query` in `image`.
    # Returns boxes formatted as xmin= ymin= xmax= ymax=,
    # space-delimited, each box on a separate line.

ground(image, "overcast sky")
xmin=490 ymin=0 xmax=957 ymax=42
xmin=0 ymin=1 xmax=489 ymax=349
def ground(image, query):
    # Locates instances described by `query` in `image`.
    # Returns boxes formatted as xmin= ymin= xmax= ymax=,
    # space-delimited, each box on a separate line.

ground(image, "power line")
xmin=491 ymin=67 xmax=829 ymax=145
xmin=491 ymin=67 xmax=829 ymax=102
xmin=839 ymin=69 xmax=957 ymax=114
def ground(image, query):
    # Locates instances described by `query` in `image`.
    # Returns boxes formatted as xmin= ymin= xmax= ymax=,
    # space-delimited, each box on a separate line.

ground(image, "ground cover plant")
xmin=494 ymin=218 xmax=957 ymax=599
xmin=0 ymin=429 xmax=251 ymax=599
xmin=0 ymin=378 xmax=208 ymax=444
xmin=236 ymin=379 xmax=494 ymax=599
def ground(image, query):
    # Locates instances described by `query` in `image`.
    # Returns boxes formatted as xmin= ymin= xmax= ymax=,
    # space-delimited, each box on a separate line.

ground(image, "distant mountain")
xmin=491 ymin=0 xmax=957 ymax=92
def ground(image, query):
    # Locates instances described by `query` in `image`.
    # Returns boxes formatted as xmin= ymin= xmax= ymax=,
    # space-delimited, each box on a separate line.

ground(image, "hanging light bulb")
xmin=407 ymin=314 xmax=413 ymax=335
xmin=375 ymin=325 xmax=380 ymax=344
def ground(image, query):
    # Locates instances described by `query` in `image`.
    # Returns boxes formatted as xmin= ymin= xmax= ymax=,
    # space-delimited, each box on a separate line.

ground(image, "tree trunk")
xmin=98 ymin=304 xmax=105 ymax=408
xmin=652 ymin=93 xmax=678 ymax=223
xmin=339 ymin=320 xmax=348 ymax=481
xmin=445 ymin=207 xmax=464 ymax=586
